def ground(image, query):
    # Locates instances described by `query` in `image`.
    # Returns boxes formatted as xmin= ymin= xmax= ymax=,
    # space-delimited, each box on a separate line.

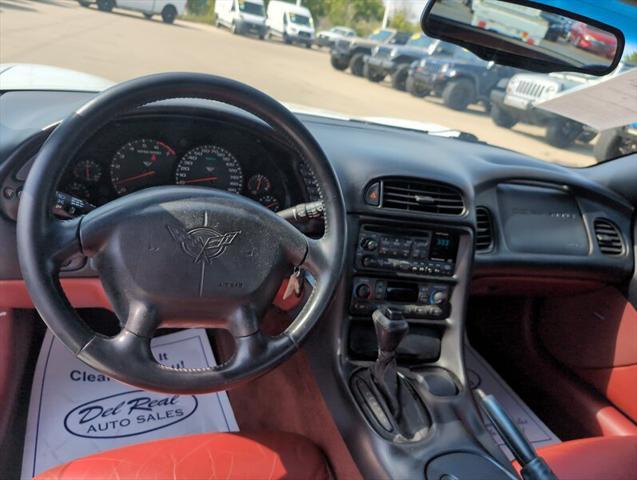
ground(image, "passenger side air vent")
xmin=594 ymin=219 xmax=624 ymax=255
xmin=380 ymin=179 xmax=465 ymax=215
xmin=475 ymin=207 xmax=494 ymax=252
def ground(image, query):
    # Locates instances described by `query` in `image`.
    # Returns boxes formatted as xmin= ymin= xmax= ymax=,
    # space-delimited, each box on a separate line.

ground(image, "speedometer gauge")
xmin=175 ymin=145 xmax=243 ymax=193
xmin=110 ymin=139 xmax=176 ymax=195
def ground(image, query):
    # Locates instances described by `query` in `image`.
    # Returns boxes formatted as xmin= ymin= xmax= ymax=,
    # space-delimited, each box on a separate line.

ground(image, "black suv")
xmin=363 ymin=33 xmax=438 ymax=91
xmin=330 ymin=29 xmax=411 ymax=77
xmin=406 ymin=46 xmax=519 ymax=111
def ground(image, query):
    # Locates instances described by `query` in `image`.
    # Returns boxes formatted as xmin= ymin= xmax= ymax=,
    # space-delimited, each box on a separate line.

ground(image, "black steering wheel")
xmin=16 ymin=73 xmax=346 ymax=394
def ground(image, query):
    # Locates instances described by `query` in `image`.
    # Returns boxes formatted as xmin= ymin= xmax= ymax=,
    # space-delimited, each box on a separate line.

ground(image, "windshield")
xmin=289 ymin=13 xmax=311 ymax=26
xmin=1 ymin=0 xmax=635 ymax=167
xmin=238 ymin=1 xmax=264 ymax=17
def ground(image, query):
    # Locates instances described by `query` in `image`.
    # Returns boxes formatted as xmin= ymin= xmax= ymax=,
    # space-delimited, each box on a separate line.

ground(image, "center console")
xmin=351 ymin=224 xmax=457 ymax=319
xmin=304 ymin=214 xmax=517 ymax=480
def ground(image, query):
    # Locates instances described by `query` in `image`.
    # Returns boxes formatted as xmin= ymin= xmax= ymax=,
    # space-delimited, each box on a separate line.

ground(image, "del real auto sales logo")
xmin=64 ymin=390 xmax=198 ymax=438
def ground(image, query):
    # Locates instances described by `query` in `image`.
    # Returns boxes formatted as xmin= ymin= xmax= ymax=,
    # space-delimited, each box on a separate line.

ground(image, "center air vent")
xmin=475 ymin=207 xmax=494 ymax=251
xmin=594 ymin=219 xmax=624 ymax=255
xmin=380 ymin=179 xmax=465 ymax=215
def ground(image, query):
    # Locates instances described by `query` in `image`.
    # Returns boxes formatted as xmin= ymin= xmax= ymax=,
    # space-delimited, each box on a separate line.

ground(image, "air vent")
xmin=594 ymin=219 xmax=624 ymax=255
xmin=381 ymin=179 xmax=465 ymax=215
xmin=475 ymin=207 xmax=494 ymax=252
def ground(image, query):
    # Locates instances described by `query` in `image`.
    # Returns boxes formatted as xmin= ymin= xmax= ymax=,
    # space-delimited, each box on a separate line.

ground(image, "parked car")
xmin=541 ymin=12 xmax=573 ymax=41
xmin=214 ymin=0 xmax=267 ymax=39
xmin=568 ymin=21 xmax=618 ymax=59
xmin=266 ymin=0 xmax=315 ymax=48
xmin=489 ymin=71 xmax=597 ymax=148
xmin=405 ymin=45 xmax=518 ymax=111
xmin=330 ymin=29 xmax=411 ymax=77
xmin=471 ymin=0 xmax=549 ymax=46
xmin=363 ymin=33 xmax=439 ymax=90
xmin=78 ymin=0 xmax=185 ymax=23
xmin=594 ymin=123 xmax=637 ymax=162
xmin=315 ymin=26 xmax=356 ymax=49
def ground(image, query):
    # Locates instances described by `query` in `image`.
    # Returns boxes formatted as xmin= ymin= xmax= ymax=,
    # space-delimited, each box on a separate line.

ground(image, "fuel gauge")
xmin=247 ymin=174 xmax=272 ymax=196
xmin=258 ymin=195 xmax=280 ymax=212
xmin=66 ymin=182 xmax=90 ymax=201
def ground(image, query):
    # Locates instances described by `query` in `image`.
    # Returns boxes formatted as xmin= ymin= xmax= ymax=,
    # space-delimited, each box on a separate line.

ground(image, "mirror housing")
xmin=420 ymin=0 xmax=624 ymax=76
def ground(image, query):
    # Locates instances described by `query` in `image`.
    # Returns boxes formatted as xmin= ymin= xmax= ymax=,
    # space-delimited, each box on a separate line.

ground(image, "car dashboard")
xmin=0 ymin=91 xmax=633 ymax=284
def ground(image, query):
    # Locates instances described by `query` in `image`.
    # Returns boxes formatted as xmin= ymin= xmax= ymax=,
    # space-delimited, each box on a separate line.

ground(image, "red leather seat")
xmin=522 ymin=436 xmax=637 ymax=480
xmin=35 ymin=431 xmax=331 ymax=480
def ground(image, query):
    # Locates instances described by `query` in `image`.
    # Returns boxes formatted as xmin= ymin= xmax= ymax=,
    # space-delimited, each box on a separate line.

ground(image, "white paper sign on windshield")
xmin=21 ymin=329 xmax=238 ymax=479
xmin=537 ymin=68 xmax=637 ymax=131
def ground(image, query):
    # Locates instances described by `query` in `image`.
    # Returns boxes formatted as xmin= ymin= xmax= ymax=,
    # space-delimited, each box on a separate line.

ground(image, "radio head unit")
xmin=355 ymin=225 xmax=458 ymax=277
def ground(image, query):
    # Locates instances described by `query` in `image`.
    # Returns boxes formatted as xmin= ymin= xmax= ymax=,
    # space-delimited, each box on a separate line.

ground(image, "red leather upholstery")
xmin=540 ymin=287 xmax=637 ymax=423
xmin=515 ymin=436 xmax=637 ymax=480
xmin=35 ymin=432 xmax=331 ymax=480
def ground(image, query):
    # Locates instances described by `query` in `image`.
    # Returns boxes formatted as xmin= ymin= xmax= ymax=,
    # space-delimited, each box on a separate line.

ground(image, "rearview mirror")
xmin=421 ymin=0 xmax=624 ymax=75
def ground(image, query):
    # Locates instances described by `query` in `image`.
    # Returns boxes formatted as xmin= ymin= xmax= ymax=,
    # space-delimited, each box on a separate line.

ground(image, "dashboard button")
xmin=364 ymin=182 xmax=381 ymax=206
xmin=362 ymin=256 xmax=378 ymax=268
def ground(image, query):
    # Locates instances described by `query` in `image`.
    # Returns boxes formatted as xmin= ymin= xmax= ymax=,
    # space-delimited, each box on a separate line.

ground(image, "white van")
xmin=215 ymin=0 xmax=267 ymax=39
xmin=266 ymin=0 xmax=315 ymax=48
xmin=78 ymin=0 xmax=186 ymax=24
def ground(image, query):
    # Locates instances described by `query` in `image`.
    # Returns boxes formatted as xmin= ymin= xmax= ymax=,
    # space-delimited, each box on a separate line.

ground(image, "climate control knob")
xmin=431 ymin=290 xmax=448 ymax=305
xmin=355 ymin=283 xmax=371 ymax=299
xmin=361 ymin=238 xmax=379 ymax=251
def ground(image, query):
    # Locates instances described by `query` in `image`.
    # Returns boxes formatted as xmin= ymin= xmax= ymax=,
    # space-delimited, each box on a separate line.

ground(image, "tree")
xmin=187 ymin=0 xmax=212 ymax=16
xmin=625 ymin=50 xmax=637 ymax=65
xmin=388 ymin=8 xmax=418 ymax=33
xmin=349 ymin=0 xmax=383 ymax=22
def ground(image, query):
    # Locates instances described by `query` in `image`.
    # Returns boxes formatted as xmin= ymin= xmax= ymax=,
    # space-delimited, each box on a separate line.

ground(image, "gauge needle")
xmin=180 ymin=176 xmax=218 ymax=185
xmin=266 ymin=202 xmax=278 ymax=209
xmin=115 ymin=171 xmax=156 ymax=185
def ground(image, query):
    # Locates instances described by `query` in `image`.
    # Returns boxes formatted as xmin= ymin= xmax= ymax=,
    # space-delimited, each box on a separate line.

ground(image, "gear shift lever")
xmin=372 ymin=308 xmax=409 ymax=415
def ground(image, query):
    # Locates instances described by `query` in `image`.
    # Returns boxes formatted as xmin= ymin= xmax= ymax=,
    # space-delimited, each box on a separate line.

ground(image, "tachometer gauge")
xmin=258 ymin=195 xmax=280 ymax=212
xmin=73 ymin=159 xmax=102 ymax=183
xmin=247 ymin=174 xmax=272 ymax=196
xmin=110 ymin=139 xmax=176 ymax=196
xmin=175 ymin=145 xmax=243 ymax=193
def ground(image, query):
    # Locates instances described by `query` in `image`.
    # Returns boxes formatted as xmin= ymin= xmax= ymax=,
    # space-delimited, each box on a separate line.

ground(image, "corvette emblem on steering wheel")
xmin=167 ymin=213 xmax=241 ymax=264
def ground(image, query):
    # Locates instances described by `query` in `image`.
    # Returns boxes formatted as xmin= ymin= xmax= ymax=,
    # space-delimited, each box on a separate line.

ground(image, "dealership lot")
xmin=0 ymin=0 xmax=594 ymax=166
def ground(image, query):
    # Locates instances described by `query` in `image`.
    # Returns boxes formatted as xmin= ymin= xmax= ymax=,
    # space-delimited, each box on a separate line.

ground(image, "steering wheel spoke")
xmin=123 ymin=301 xmax=161 ymax=338
xmin=301 ymin=237 xmax=331 ymax=278
xmin=46 ymin=216 xmax=84 ymax=270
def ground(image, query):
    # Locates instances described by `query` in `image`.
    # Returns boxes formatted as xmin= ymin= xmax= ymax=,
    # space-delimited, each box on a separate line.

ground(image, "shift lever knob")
xmin=372 ymin=308 xmax=409 ymax=354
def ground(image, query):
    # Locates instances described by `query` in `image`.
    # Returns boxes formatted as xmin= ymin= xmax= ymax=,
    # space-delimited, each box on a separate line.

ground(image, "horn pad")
xmin=80 ymin=187 xmax=305 ymax=321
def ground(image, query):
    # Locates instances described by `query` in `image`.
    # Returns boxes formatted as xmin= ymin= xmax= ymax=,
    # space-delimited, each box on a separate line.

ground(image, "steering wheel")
xmin=16 ymin=73 xmax=346 ymax=394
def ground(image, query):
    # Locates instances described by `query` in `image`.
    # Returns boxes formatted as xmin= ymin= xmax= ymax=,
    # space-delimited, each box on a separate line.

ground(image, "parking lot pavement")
xmin=1 ymin=0 xmax=594 ymax=167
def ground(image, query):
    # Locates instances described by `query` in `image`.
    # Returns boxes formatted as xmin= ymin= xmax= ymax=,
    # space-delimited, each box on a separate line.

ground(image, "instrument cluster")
xmin=57 ymin=116 xmax=314 ymax=211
